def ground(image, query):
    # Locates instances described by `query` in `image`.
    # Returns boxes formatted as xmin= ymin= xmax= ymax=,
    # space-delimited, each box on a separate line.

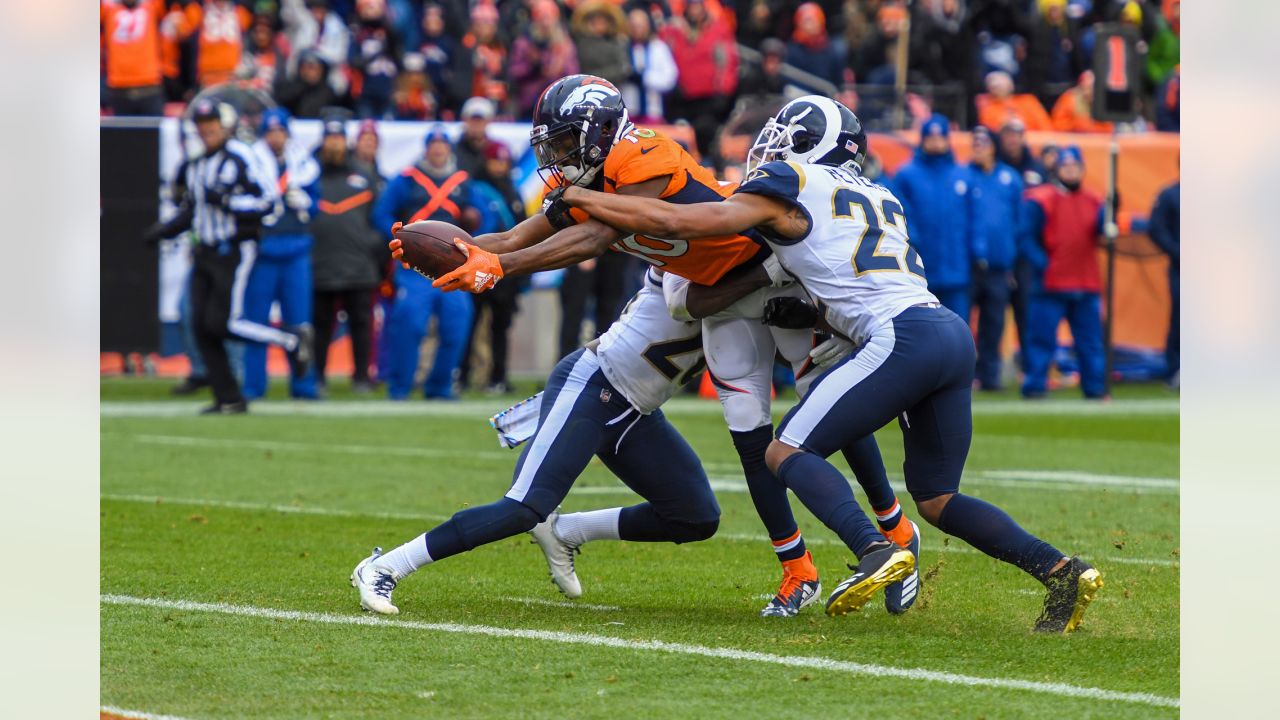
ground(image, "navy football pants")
xmin=777 ymin=305 xmax=975 ymax=502
xmin=506 ymin=348 xmax=720 ymax=527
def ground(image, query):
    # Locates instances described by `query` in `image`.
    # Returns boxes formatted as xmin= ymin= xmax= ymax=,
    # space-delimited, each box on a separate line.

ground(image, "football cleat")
xmin=287 ymin=323 xmax=315 ymax=378
xmin=529 ymin=510 xmax=582 ymax=598
xmin=1034 ymin=557 xmax=1103 ymax=633
xmin=350 ymin=547 xmax=400 ymax=615
xmin=825 ymin=543 xmax=916 ymax=617
xmin=883 ymin=521 xmax=921 ymax=615
xmin=761 ymin=551 xmax=821 ymax=618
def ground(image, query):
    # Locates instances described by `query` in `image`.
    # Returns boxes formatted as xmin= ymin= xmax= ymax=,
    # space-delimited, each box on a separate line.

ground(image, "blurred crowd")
xmin=104 ymin=0 xmax=1180 ymax=157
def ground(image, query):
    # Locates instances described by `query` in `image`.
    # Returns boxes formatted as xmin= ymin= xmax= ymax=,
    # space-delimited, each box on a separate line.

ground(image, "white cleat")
xmin=350 ymin=547 xmax=400 ymax=615
xmin=529 ymin=510 xmax=582 ymax=598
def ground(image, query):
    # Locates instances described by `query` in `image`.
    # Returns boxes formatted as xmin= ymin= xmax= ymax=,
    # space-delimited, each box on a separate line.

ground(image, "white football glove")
xmin=762 ymin=254 xmax=793 ymax=287
xmin=285 ymin=187 xmax=311 ymax=211
xmin=809 ymin=335 xmax=854 ymax=368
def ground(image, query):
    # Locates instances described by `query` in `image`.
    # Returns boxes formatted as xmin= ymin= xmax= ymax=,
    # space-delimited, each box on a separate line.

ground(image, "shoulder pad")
xmin=736 ymin=161 xmax=805 ymax=201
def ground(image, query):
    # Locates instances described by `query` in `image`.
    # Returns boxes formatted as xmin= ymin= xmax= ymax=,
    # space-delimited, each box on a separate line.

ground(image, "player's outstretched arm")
xmin=561 ymin=185 xmax=785 ymax=240
xmin=471 ymin=213 xmax=557 ymax=254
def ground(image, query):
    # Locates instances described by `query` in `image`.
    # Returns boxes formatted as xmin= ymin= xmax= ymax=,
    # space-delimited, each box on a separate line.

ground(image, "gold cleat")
xmin=825 ymin=545 xmax=917 ymax=617
xmin=1035 ymin=558 xmax=1103 ymax=633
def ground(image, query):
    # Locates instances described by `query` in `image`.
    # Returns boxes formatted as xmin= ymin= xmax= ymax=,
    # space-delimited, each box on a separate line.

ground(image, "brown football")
xmin=394 ymin=220 xmax=471 ymax=279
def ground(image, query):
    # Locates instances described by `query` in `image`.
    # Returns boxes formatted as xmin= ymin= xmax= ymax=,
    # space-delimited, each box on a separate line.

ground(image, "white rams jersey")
xmin=595 ymin=269 xmax=705 ymax=414
xmin=736 ymin=160 xmax=937 ymax=346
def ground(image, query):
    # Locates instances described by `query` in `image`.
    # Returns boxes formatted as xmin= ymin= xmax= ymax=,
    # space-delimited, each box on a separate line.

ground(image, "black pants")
xmin=313 ymin=287 xmax=374 ymax=385
xmin=190 ymin=244 xmax=248 ymax=405
xmin=1010 ymin=258 xmax=1037 ymax=373
xmin=672 ymin=94 xmax=728 ymax=168
xmin=972 ymin=267 xmax=1012 ymax=389
xmin=107 ymin=85 xmax=165 ymax=116
xmin=558 ymin=253 xmax=630 ymax=358
xmin=461 ymin=280 xmax=519 ymax=387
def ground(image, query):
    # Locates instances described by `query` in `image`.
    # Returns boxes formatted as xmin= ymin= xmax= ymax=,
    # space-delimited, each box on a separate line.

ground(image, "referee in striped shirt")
xmin=146 ymin=100 xmax=313 ymax=414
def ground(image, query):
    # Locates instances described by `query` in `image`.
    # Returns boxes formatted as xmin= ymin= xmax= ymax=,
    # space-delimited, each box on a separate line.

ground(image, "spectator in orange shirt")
xmin=1050 ymin=71 xmax=1114 ymax=133
xmin=976 ymin=71 xmax=1053 ymax=132
xmin=101 ymin=0 xmax=168 ymax=115
xmin=170 ymin=0 xmax=252 ymax=88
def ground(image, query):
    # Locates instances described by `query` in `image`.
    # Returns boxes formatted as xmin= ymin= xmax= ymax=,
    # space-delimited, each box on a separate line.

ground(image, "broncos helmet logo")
xmin=559 ymin=83 xmax=618 ymax=116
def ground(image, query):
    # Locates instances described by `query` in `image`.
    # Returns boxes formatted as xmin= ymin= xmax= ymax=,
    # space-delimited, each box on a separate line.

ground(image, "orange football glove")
xmin=433 ymin=239 xmax=504 ymax=293
xmin=388 ymin=222 xmax=409 ymax=269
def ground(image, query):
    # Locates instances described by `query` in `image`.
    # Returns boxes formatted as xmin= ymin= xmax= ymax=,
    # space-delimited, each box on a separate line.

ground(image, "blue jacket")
xmin=469 ymin=180 xmax=516 ymax=236
xmin=372 ymin=160 xmax=472 ymax=239
xmin=257 ymin=141 xmax=320 ymax=257
xmin=784 ymin=41 xmax=844 ymax=94
xmin=886 ymin=149 xmax=975 ymax=288
xmin=964 ymin=160 xmax=1023 ymax=271
xmin=1148 ymin=181 xmax=1179 ymax=273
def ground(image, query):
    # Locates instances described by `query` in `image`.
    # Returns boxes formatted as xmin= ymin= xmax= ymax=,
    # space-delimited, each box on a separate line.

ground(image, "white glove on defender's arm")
xmin=762 ymin=254 xmax=793 ymax=287
xmin=809 ymin=335 xmax=855 ymax=368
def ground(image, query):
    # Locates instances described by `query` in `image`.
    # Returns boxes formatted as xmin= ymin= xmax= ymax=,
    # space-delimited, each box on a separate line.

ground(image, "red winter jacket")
xmin=1022 ymin=184 xmax=1105 ymax=293
xmin=661 ymin=19 xmax=738 ymax=99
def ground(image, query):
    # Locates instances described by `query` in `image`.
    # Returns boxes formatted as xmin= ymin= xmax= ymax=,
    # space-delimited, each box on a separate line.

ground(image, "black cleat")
xmin=171 ymin=376 xmax=209 ymax=396
xmin=825 ymin=542 xmax=916 ymax=616
xmin=1034 ymin=557 xmax=1103 ymax=633
xmin=199 ymin=400 xmax=248 ymax=415
xmin=287 ymin=324 xmax=315 ymax=378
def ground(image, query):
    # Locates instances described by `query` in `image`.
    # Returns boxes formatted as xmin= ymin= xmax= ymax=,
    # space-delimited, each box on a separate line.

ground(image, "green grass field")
xmin=101 ymin=378 xmax=1179 ymax=719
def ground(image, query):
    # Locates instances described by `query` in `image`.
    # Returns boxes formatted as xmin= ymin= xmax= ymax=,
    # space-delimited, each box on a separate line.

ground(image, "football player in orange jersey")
xmin=395 ymin=75 xmax=920 ymax=618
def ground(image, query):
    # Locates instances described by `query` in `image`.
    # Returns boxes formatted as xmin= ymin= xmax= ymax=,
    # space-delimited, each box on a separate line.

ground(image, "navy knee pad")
xmin=669 ymin=516 xmax=720 ymax=544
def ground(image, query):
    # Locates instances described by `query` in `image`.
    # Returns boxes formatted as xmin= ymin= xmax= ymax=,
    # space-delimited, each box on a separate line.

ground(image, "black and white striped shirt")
xmin=159 ymin=139 xmax=277 ymax=247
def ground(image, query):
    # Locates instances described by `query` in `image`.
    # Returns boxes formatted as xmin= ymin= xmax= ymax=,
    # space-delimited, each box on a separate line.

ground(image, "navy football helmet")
xmin=530 ymin=75 xmax=630 ymax=186
xmin=747 ymin=95 xmax=868 ymax=176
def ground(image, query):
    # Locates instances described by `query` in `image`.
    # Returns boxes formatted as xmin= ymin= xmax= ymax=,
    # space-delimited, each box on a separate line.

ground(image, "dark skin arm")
xmin=470 ymin=213 xmax=557 ymax=254
xmin=683 ymin=263 xmax=772 ymax=320
xmin=495 ymin=175 xmax=672 ymax=276
xmin=561 ymin=183 xmax=810 ymax=242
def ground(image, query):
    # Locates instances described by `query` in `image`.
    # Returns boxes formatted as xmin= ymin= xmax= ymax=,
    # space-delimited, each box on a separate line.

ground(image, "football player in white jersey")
xmin=556 ymin=96 xmax=1103 ymax=633
xmin=352 ymin=269 xmax=759 ymax=614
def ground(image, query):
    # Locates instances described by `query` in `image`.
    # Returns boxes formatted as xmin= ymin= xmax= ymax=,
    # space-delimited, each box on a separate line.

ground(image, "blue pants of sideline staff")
xmin=1021 ymin=291 xmax=1106 ymax=399
xmin=385 ymin=268 xmax=474 ymax=400
xmin=242 ymin=245 xmax=317 ymax=399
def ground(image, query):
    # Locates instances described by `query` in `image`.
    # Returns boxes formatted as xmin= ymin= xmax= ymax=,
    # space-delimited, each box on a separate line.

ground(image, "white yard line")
xmin=500 ymin=596 xmax=620 ymax=612
xmin=101 ymin=397 xmax=1178 ymax=419
xmin=100 ymin=706 xmax=193 ymax=720
xmin=100 ymin=594 xmax=1178 ymax=709
xmin=101 ymin=494 xmax=1177 ymax=568
xmin=110 ymin=432 xmax=1177 ymax=494
xmin=100 ymin=493 xmax=448 ymax=523
xmin=982 ymin=470 xmax=1178 ymax=490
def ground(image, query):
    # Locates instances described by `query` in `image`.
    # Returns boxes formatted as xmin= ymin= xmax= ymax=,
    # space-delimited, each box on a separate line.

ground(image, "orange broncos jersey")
xmin=101 ymin=0 xmax=166 ymax=88
xmin=557 ymin=127 xmax=764 ymax=286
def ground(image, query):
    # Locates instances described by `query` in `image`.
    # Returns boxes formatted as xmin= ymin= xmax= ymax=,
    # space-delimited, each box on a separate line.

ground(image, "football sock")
xmin=377 ymin=534 xmax=431 ymax=578
xmin=618 ymin=504 xmax=719 ymax=544
xmin=839 ymin=434 xmax=899 ymax=521
xmin=875 ymin=500 xmax=916 ymax=546
xmin=556 ymin=507 xmax=622 ymax=546
xmin=936 ymin=493 xmax=1066 ymax=582
xmin=731 ymin=426 xmax=805 ymax=561
xmin=776 ymin=451 xmax=882 ymax=558
xmin=405 ymin=498 xmax=542 ymax=568
xmin=771 ymin=529 xmax=808 ymax=564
